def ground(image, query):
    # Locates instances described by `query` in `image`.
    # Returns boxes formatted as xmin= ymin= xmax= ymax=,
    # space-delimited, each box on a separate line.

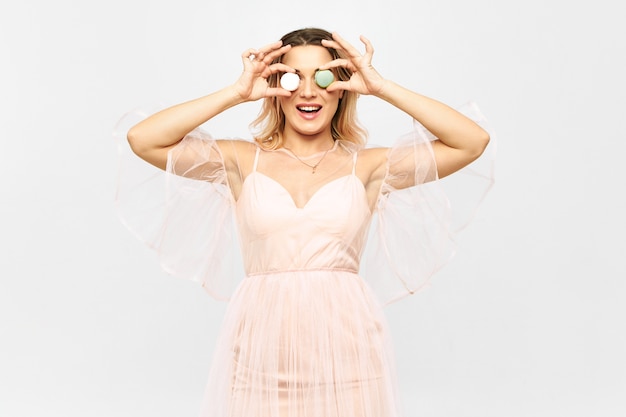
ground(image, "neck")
xmin=281 ymin=132 xmax=335 ymax=156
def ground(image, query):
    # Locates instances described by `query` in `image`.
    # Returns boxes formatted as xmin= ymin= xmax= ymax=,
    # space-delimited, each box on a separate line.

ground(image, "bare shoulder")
xmin=359 ymin=146 xmax=389 ymax=161
xmin=216 ymin=139 xmax=257 ymax=167
xmin=357 ymin=146 xmax=389 ymax=183
xmin=215 ymin=140 xmax=259 ymax=195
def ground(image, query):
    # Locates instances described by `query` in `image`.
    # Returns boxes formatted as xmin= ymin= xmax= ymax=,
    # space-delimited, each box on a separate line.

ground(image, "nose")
xmin=299 ymin=76 xmax=317 ymax=98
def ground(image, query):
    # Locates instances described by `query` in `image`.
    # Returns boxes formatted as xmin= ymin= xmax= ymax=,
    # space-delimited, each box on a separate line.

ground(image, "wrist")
xmin=226 ymin=84 xmax=250 ymax=104
xmin=372 ymin=79 xmax=394 ymax=100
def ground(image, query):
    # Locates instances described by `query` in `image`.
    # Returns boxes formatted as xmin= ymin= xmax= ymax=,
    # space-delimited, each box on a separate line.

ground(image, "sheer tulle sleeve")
xmin=114 ymin=108 xmax=244 ymax=301
xmin=360 ymin=102 xmax=495 ymax=306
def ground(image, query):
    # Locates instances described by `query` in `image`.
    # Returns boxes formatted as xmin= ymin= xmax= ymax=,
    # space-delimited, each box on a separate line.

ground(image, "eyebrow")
xmin=293 ymin=68 xmax=325 ymax=75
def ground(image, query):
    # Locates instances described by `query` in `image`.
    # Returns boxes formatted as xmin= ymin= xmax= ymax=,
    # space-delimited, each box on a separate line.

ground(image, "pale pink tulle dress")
xmin=114 ymin=103 xmax=494 ymax=417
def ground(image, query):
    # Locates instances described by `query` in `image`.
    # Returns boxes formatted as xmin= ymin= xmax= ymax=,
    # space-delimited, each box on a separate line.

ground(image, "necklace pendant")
xmin=284 ymin=143 xmax=333 ymax=174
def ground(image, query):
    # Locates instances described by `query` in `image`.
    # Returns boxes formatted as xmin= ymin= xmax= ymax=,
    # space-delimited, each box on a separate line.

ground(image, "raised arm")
xmin=322 ymin=33 xmax=490 ymax=179
xmin=127 ymin=41 xmax=294 ymax=170
xmin=374 ymin=84 xmax=489 ymax=178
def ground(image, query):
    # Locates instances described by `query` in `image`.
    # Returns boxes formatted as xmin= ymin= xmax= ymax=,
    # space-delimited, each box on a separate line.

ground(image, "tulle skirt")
xmin=200 ymin=269 xmax=400 ymax=417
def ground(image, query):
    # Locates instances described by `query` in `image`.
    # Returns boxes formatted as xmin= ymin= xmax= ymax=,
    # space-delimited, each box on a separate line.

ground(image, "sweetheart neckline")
xmin=240 ymin=171 xmax=370 ymax=212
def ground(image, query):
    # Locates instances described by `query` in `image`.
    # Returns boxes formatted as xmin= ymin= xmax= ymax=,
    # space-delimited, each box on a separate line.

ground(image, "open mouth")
xmin=297 ymin=105 xmax=322 ymax=114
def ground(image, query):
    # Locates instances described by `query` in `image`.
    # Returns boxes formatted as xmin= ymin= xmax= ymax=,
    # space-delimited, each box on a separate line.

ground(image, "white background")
xmin=1 ymin=0 xmax=624 ymax=416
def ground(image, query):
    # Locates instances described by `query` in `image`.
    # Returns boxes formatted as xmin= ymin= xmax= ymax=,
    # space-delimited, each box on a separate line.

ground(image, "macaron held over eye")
xmin=280 ymin=72 xmax=300 ymax=91
xmin=280 ymin=70 xmax=335 ymax=91
xmin=314 ymin=70 xmax=334 ymax=88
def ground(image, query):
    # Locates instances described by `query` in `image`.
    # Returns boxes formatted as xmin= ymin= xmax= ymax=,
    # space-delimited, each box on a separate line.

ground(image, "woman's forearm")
xmin=374 ymin=80 xmax=489 ymax=153
xmin=127 ymin=85 xmax=245 ymax=156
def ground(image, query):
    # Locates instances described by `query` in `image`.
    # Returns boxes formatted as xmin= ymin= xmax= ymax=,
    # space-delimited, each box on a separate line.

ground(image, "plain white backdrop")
xmin=1 ymin=0 xmax=624 ymax=416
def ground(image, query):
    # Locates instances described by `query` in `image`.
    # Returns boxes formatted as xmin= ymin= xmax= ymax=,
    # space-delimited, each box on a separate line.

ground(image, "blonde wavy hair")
xmin=250 ymin=28 xmax=367 ymax=149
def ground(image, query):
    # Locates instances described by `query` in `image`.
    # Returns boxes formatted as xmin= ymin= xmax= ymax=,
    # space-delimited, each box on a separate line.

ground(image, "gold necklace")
xmin=285 ymin=144 xmax=333 ymax=174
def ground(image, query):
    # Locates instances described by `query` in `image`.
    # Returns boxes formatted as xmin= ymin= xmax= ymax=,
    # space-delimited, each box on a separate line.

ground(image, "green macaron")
xmin=315 ymin=70 xmax=335 ymax=88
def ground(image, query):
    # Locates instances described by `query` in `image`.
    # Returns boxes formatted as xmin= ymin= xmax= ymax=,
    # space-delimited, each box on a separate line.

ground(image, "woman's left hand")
xmin=320 ymin=33 xmax=387 ymax=96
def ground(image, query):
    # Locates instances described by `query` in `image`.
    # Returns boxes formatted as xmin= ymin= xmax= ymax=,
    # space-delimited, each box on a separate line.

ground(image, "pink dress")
xmin=201 ymin=147 xmax=397 ymax=416
xmin=114 ymin=103 xmax=494 ymax=417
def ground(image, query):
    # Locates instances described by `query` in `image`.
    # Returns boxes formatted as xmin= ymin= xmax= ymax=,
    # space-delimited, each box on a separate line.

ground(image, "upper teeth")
xmin=298 ymin=106 xmax=320 ymax=112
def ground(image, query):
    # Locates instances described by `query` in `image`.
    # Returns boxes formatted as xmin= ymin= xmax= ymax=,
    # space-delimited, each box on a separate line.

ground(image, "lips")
xmin=297 ymin=105 xmax=322 ymax=113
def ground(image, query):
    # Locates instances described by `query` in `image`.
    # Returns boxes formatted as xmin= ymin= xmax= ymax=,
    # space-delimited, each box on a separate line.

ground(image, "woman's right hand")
xmin=234 ymin=41 xmax=294 ymax=102
xmin=127 ymin=41 xmax=294 ymax=171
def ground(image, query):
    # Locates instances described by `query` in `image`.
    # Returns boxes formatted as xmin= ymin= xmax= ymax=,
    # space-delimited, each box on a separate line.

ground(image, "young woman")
xmin=117 ymin=27 xmax=491 ymax=417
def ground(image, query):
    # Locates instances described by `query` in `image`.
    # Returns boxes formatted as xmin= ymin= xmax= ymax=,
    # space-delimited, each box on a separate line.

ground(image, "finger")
xmin=243 ymin=41 xmax=286 ymax=64
xmin=321 ymin=38 xmax=342 ymax=50
xmin=242 ymin=48 xmax=259 ymax=60
xmin=262 ymin=44 xmax=292 ymax=64
xmin=256 ymin=40 xmax=284 ymax=55
xmin=330 ymin=32 xmax=363 ymax=59
xmin=318 ymin=58 xmax=357 ymax=72
xmin=359 ymin=34 xmax=373 ymax=49
xmin=325 ymin=80 xmax=351 ymax=93
xmin=268 ymin=62 xmax=296 ymax=74
xmin=258 ymin=63 xmax=296 ymax=79
xmin=359 ymin=35 xmax=374 ymax=62
xmin=248 ymin=41 xmax=282 ymax=63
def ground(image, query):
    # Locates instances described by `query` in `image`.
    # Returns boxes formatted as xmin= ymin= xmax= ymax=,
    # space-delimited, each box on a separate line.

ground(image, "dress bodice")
xmin=235 ymin=150 xmax=372 ymax=276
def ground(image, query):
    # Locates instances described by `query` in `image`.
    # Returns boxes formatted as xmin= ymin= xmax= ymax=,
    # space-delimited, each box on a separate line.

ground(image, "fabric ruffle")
xmin=361 ymin=102 xmax=495 ymax=304
xmin=114 ymin=107 xmax=244 ymax=300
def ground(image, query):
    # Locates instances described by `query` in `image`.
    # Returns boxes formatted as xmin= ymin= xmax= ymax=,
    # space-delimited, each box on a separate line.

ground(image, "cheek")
xmin=278 ymin=97 xmax=292 ymax=114
xmin=327 ymin=94 xmax=342 ymax=114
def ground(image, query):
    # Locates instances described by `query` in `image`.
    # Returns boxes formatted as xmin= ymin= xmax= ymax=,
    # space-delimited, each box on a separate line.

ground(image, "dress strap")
xmin=352 ymin=151 xmax=358 ymax=175
xmin=252 ymin=146 xmax=261 ymax=172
